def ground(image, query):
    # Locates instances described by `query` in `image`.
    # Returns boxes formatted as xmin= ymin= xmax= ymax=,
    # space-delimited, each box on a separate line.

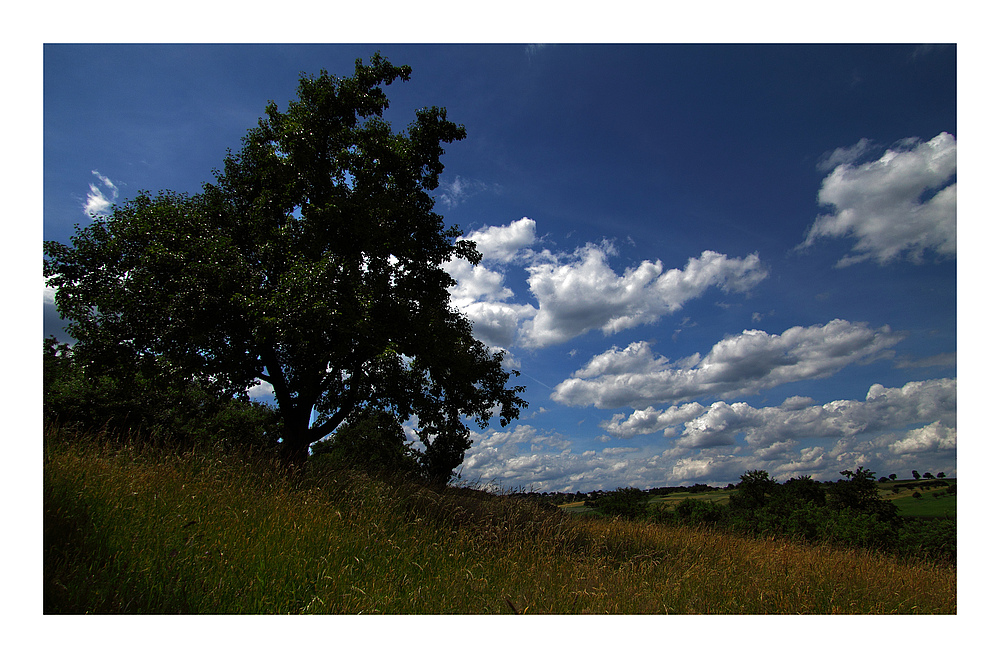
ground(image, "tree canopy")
xmin=44 ymin=54 xmax=526 ymax=482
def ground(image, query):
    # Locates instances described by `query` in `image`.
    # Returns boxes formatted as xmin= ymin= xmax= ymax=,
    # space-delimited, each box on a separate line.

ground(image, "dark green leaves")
xmin=44 ymin=54 xmax=525 ymax=482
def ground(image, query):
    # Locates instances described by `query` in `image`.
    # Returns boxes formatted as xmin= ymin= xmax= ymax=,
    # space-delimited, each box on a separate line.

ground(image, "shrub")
xmin=897 ymin=518 xmax=957 ymax=563
xmin=673 ymin=498 xmax=729 ymax=526
xmin=779 ymin=475 xmax=827 ymax=507
xmin=43 ymin=338 xmax=281 ymax=451
xmin=309 ymin=409 xmax=420 ymax=477
xmin=593 ymin=487 xmax=651 ymax=520
xmin=828 ymin=467 xmax=898 ymax=525
xmin=815 ymin=508 xmax=899 ymax=550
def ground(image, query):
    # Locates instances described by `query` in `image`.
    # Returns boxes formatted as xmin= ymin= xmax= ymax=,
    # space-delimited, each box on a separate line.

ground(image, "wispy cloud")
xmin=84 ymin=170 xmax=119 ymax=216
xmin=800 ymin=132 xmax=956 ymax=267
xmin=894 ymin=351 xmax=957 ymax=370
xmin=436 ymin=175 xmax=498 ymax=209
xmin=816 ymin=137 xmax=875 ymax=173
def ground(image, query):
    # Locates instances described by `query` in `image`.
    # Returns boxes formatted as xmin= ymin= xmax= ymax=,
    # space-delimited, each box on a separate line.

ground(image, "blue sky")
xmin=43 ymin=43 xmax=959 ymax=491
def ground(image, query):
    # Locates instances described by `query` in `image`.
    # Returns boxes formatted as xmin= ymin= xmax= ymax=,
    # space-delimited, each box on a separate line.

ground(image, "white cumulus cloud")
xmin=888 ymin=420 xmax=957 ymax=454
xmin=447 ymin=218 xmax=767 ymax=352
xmin=553 ymin=319 xmax=903 ymax=408
xmin=801 ymin=132 xmax=956 ymax=267
xmin=457 ymin=378 xmax=956 ymax=491
xmin=601 ymin=378 xmax=956 ymax=450
xmin=520 ymin=246 xmax=767 ymax=348
xmin=465 ymin=217 xmax=537 ymax=263
xmin=602 ymin=379 xmax=958 ymax=453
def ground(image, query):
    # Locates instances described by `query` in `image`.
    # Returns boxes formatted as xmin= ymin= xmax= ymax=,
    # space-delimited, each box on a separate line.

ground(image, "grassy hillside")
xmin=44 ymin=426 xmax=956 ymax=614
xmin=880 ymin=479 xmax=956 ymax=518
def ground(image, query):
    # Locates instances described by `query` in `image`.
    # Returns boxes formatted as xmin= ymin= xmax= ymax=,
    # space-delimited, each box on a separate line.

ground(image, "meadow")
xmin=44 ymin=425 xmax=956 ymax=614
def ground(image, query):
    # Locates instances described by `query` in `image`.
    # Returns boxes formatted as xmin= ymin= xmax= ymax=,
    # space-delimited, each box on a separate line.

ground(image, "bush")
xmin=815 ymin=508 xmax=899 ymax=550
xmin=828 ymin=467 xmax=898 ymax=525
xmin=652 ymin=469 xmax=913 ymax=555
xmin=43 ymin=338 xmax=281 ymax=451
xmin=309 ymin=409 xmax=419 ymax=477
xmin=671 ymin=498 xmax=729 ymax=526
xmin=897 ymin=518 xmax=957 ymax=563
xmin=593 ymin=487 xmax=651 ymax=520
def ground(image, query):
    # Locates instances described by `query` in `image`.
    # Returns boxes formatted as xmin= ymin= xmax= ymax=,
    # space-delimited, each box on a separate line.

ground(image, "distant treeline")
xmin=545 ymin=469 xmax=956 ymax=564
xmin=507 ymin=474 xmax=950 ymax=506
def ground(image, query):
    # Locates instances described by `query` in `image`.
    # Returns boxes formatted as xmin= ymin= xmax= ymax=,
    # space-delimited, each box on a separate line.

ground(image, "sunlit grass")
xmin=44 ymin=426 xmax=956 ymax=614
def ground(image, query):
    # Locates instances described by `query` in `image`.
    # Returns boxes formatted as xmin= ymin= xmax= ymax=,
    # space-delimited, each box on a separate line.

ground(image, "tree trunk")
xmin=279 ymin=425 xmax=310 ymax=463
xmin=278 ymin=401 xmax=314 ymax=464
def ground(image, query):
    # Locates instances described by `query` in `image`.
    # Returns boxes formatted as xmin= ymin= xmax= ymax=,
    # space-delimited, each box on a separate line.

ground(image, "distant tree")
xmin=828 ymin=467 xmax=898 ymax=524
xmin=780 ymin=475 xmax=827 ymax=507
xmin=673 ymin=498 xmax=728 ymax=526
xmin=912 ymin=470 xmax=921 ymax=480
xmin=729 ymin=470 xmax=778 ymax=511
xmin=43 ymin=54 xmax=526 ymax=481
xmin=937 ymin=472 xmax=946 ymax=479
xmin=594 ymin=487 xmax=651 ymax=520
xmin=923 ymin=472 xmax=935 ymax=480
xmin=889 ymin=473 xmax=897 ymax=481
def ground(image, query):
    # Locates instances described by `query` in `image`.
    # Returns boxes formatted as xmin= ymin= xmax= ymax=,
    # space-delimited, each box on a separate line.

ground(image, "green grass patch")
xmin=649 ymin=490 xmax=733 ymax=508
xmin=891 ymin=493 xmax=956 ymax=518
xmin=881 ymin=480 xmax=956 ymax=518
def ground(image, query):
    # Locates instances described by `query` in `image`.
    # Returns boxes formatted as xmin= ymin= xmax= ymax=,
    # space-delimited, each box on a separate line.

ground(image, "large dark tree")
xmin=44 ymin=54 xmax=526 ymax=481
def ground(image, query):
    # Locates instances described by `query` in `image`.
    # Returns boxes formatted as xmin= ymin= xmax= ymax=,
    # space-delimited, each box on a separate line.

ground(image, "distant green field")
xmin=558 ymin=500 xmax=598 ymax=515
xmin=888 ymin=492 xmax=956 ymax=518
xmin=880 ymin=479 xmax=956 ymax=518
xmin=560 ymin=480 xmax=956 ymax=518
xmin=559 ymin=490 xmax=733 ymax=514
xmin=650 ymin=490 xmax=732 ymax=508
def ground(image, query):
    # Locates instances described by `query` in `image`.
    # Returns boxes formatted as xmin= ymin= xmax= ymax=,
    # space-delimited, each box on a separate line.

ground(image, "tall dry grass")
xmin=43 ymin=426 xmax=956 ymax=614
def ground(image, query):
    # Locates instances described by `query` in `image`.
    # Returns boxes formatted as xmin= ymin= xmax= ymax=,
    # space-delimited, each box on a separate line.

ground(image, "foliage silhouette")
xmin=310 ymin=408 xmax=419 ymax=476
xmin=591 ymin=487 xmax=651 ymax=520
xmin=44 ymin=54 xmax=526 ymax=482
xmin=44 ymin=337 xmax=280 ymax=450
